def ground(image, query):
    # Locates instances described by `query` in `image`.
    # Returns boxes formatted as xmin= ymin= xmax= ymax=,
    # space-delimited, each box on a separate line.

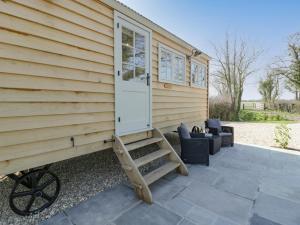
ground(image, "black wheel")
xmin=9 ymin=169 xmax=60 ymax=216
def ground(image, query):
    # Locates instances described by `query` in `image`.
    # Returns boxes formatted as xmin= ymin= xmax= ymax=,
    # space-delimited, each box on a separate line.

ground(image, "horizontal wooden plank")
xmin=0 ymin=29 xmax=114 ymax=65
xmin=0 ymin=112 xmax=114 ymax=132
xmin=0 ymin=121 xmax=114 ymax=147
xmin=0 ymin=103 xmax=114 ymax=117
xmin=153 ymin=95 xmax=205 ymax=103
xmin=0 ymin=59 xmax=114 ymax=84
xmin=0 ymin=130 xmax=113 ymax=161
xmin=0 ymin=13 xmax=113 ymax=56
xmin=13 ymin=0 xmax=113 ymax=37
xmin=0 ymin=74 xmax=114 ymax=93
xmin=153 ymin=102 xmax=204 ymax=109
xmin=154 ymin=116 xmax=204 ymax=129
xmin=0 ymin=1 xmax=113 ymax=46
xmin=0 ymin=43 xmax=113 ymax=74
xmin=153 ymin=107 xmax=205 ymax=117
xmin=153 ymin=88 xmax=207 ymax=97
xmin=74 ymin=0 xmax=114 ymax=19
xmin=153 ymin=111 xmax=202 ymax=123
xmin=51 ymin=0 xmax=113 ymax=26
xmin=0 ymin=140 xmax=113 ymax=175
xmin=0 ymin=88 xmax=114 ymax=103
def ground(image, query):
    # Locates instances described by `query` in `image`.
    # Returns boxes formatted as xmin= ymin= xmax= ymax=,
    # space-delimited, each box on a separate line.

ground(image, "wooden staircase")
xmin=113 ymin=128 xmax=188 ymax=203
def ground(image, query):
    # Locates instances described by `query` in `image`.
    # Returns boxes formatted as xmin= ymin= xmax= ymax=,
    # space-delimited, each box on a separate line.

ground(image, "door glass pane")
xmin=122 ymin=27 xmax=133 ymax=47
xmin=135 ymin=67 xmax=146 ymax=83
xmin=135 ymin=32 xmax=145 ymax=51
xmin=122 ymin=46 xmax=134 ymax=64
xmin=135 ymin=49 xmax=145 ymax=67
xmin=122 ymin=63 xmax=134 ymax=81
xmin=191 ymin=63 xmax=197 ymax=84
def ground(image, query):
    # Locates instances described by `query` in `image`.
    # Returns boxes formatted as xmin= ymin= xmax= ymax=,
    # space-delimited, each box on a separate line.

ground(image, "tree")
xmin=212 ymin=34 xmax=262 ymax=119
xmin=258 ymin=71 xmax=280 ymax=109
xmin=272 ymin=33 xmax=300 ymax=98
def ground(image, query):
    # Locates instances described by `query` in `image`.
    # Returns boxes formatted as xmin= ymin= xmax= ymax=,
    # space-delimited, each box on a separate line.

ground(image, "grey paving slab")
xmin=180 ymin=182 xmax=252 ymax=225
xmin=250 ymin=214 xmax=283 ymax=225
xmin=39 ymin=213 xmax=73 ymax=225
xmin=254 ymin=193 xmax=300 ymax=225
xmin=114 ymin=203 xmax=182 ymax=225
xmin=213 ymin=217 xmax=239 ymax=225
xmin=66 ymin=185 xmax=139 ymax=225
xmin=178 ymin=219 xmax=198 ymax=225
xmin=213 ymin=173 xmax=259 ymax=200
xmin=150 ymin=178 xmax=186 ymax=204
xmin=188 ymin=166 xmax=220 ymax=185
xmin=185 ymin=205 xmax=217 ymax=225
xmin=164 ymin=196 xmax=195 ymax=217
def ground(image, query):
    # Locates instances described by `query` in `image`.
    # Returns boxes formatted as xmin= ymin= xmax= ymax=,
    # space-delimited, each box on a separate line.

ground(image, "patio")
xmin=40 ymin=144 xmax=300 ymax=225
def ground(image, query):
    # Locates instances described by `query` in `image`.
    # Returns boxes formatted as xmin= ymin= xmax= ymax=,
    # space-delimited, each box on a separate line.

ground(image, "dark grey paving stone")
xmin=164 ymin=196 xmax=195 ymax=217
xmin=213 ymin=174 xmax=259 ymax=200
xmin=188 ymin=166 xmax=220 ymax=185
xmin=114 ymin=203 xmax=182 ymax=225
xmin=180 ymin=182 xmax=252 ymax=224
xmin=179 ymin=219 xmax=198 ymax=225
xmin=213 ymin=217 xmax=239 ymax=225
xmin=250 ymin=214 xmax=283 ymax=225
xmin=66 ymin=185 xmax=139 ymax=225
xmin=185 ymin=205 xmax=216 ymax=225
xmin=150 ymin=178 xmax=186 ymax=204
xmin=39 ymin=213 xmax=73 ymax=225
xmin=254 ymin=193 xmax=300 ymax=225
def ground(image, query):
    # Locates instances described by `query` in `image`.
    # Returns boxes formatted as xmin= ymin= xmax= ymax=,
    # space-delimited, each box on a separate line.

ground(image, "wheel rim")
xmin=9 ymin=169 xmax=60 ymax=216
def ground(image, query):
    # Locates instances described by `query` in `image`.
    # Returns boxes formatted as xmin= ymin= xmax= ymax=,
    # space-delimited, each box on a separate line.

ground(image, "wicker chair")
xmin=177 ymin=123 xmax=209 ymax=166
xmin=205 ymin=119 xmax=234 ymax=147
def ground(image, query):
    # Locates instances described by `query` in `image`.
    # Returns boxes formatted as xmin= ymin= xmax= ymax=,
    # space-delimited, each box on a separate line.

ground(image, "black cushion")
xmin=219 ymin=132 xmax=232 ymax=137
xmin=179 ymin=123 xmax=191 ymax=139
xmin=207 ymin=119 xmax=222 ymax=133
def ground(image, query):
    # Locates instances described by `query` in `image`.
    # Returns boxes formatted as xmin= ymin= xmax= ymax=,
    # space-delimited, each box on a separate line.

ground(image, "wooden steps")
xmin=134 ymin=149 xmax=170 ymax=168
xmin=144 ymin=161 xmax=180 ymax=185
xmin=113 ymin=128 xmax=188 ymax=204
xmin=126 ymin=137 xmax=163 ymax=151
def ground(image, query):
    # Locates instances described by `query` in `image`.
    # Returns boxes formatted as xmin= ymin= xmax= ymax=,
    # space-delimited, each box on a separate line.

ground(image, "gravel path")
xmin=0 ymin=149 xmax=127 ymax=225
xmin=225 ymin=122 xmax=300 ymax=150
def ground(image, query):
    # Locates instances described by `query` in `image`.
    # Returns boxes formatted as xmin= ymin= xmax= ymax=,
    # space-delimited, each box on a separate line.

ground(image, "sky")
xmin=118 ymin=0 xmax=300 ymax=100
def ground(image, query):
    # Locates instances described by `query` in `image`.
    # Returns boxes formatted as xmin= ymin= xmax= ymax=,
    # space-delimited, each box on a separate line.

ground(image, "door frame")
xmin=114 ymin=11 xmax=153 ymax=136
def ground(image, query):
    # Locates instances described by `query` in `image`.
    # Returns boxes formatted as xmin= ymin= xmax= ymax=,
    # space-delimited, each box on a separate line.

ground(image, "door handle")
xmin=146 ymin=73 xmax=150 ymax=86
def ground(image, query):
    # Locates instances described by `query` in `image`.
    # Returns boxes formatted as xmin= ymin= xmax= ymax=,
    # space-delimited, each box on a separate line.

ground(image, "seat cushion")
xmin=206 ymin=119 xmax=222 ymax=133
xmin=179 ymin=123 xmax=191 ymax=139
xmin=219 ymin=132 xmax=232 ymax=137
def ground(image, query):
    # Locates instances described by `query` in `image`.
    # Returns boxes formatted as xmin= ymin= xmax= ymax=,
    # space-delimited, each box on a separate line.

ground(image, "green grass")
xmin=238 ymin=110 xmax=292 ymax=123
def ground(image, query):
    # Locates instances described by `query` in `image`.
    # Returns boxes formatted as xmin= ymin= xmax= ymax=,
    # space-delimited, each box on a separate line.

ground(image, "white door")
xmin=115 ymin=12 xmax=152 ymax=136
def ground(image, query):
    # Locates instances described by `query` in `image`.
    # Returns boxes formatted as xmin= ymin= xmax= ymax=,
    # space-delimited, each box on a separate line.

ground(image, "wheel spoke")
xmin=11 ymin=190 xmax=33 ymax=198
xmin=41 ymin=192 xmax=53 ymax=202
xmin=39 ymin=177 xmax=56 ymax=190
xmin=25 ymin=196 xmax=35 ymax=212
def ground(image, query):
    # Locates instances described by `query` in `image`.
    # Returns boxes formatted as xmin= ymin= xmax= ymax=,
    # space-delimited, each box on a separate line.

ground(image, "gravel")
xmin=225 ymin=122 xmax=300 ymax=150
xmin=0 ymin=149 xmax=128 ymax=225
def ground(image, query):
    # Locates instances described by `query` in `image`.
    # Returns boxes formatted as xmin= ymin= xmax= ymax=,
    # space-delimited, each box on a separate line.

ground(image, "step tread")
xmin=134 ymin=149 xmax=171 ymax=168
xmin=144 ymin=161 xmax=180 ymax=185
xmin=126 ymin=137 xmax=163 ymax=151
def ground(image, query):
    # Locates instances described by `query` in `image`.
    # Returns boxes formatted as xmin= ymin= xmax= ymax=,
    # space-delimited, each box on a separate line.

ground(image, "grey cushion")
xmin=207 ymin=119 xmax=222 ymax=133
xmin=179 ymin=123 xmax=191 ymax=139
xmin=219 ymin=132 xmax=232 ymax=137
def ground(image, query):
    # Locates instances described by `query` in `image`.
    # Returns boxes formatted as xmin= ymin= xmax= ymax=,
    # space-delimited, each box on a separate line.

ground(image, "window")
xmin=191 ymin=61 xmax=207 ymax=88
xmin=159 ymin=43 xmax=186 ymax=85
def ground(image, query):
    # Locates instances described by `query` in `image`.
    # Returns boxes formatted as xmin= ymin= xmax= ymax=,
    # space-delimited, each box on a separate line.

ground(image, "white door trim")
xmin=114 ymin=11 xmax=152 ymax=136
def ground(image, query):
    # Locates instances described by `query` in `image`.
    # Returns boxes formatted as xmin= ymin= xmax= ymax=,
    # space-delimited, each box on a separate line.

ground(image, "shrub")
xmin=274 ymin=124 xmax=291 ymax=149
xmin=209 ymin=97 xmax=234 ymax=121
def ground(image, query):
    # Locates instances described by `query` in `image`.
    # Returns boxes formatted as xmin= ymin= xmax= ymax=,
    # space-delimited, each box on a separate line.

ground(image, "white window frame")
xmin=158 ymin=43 xmax=186 ymax=85
xmin=190 ymin=60 xmax=207 ymax=89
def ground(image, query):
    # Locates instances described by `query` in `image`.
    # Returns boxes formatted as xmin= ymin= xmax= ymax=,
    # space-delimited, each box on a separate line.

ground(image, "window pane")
xmin=122 ymin=46 xmax=134 ymax=64
xmin=135 ymin=32 xmax=145 ymax=51
xmin=135 ymin=67 xmax=146 ymax=83
xmin=122 ymin=27 xmax=133 ymax=47
xmin=160 ymin=49 xmax=172 ymax=81
xmin=122 ymin=63 xmax=134 ymax=81
xmin=174 ymin=55 xmax=184 ymax=82
xmin=191 ymin=63 xmax=198 ymax=84
xmin=135 ymin=49 xmax=145 ymax=67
